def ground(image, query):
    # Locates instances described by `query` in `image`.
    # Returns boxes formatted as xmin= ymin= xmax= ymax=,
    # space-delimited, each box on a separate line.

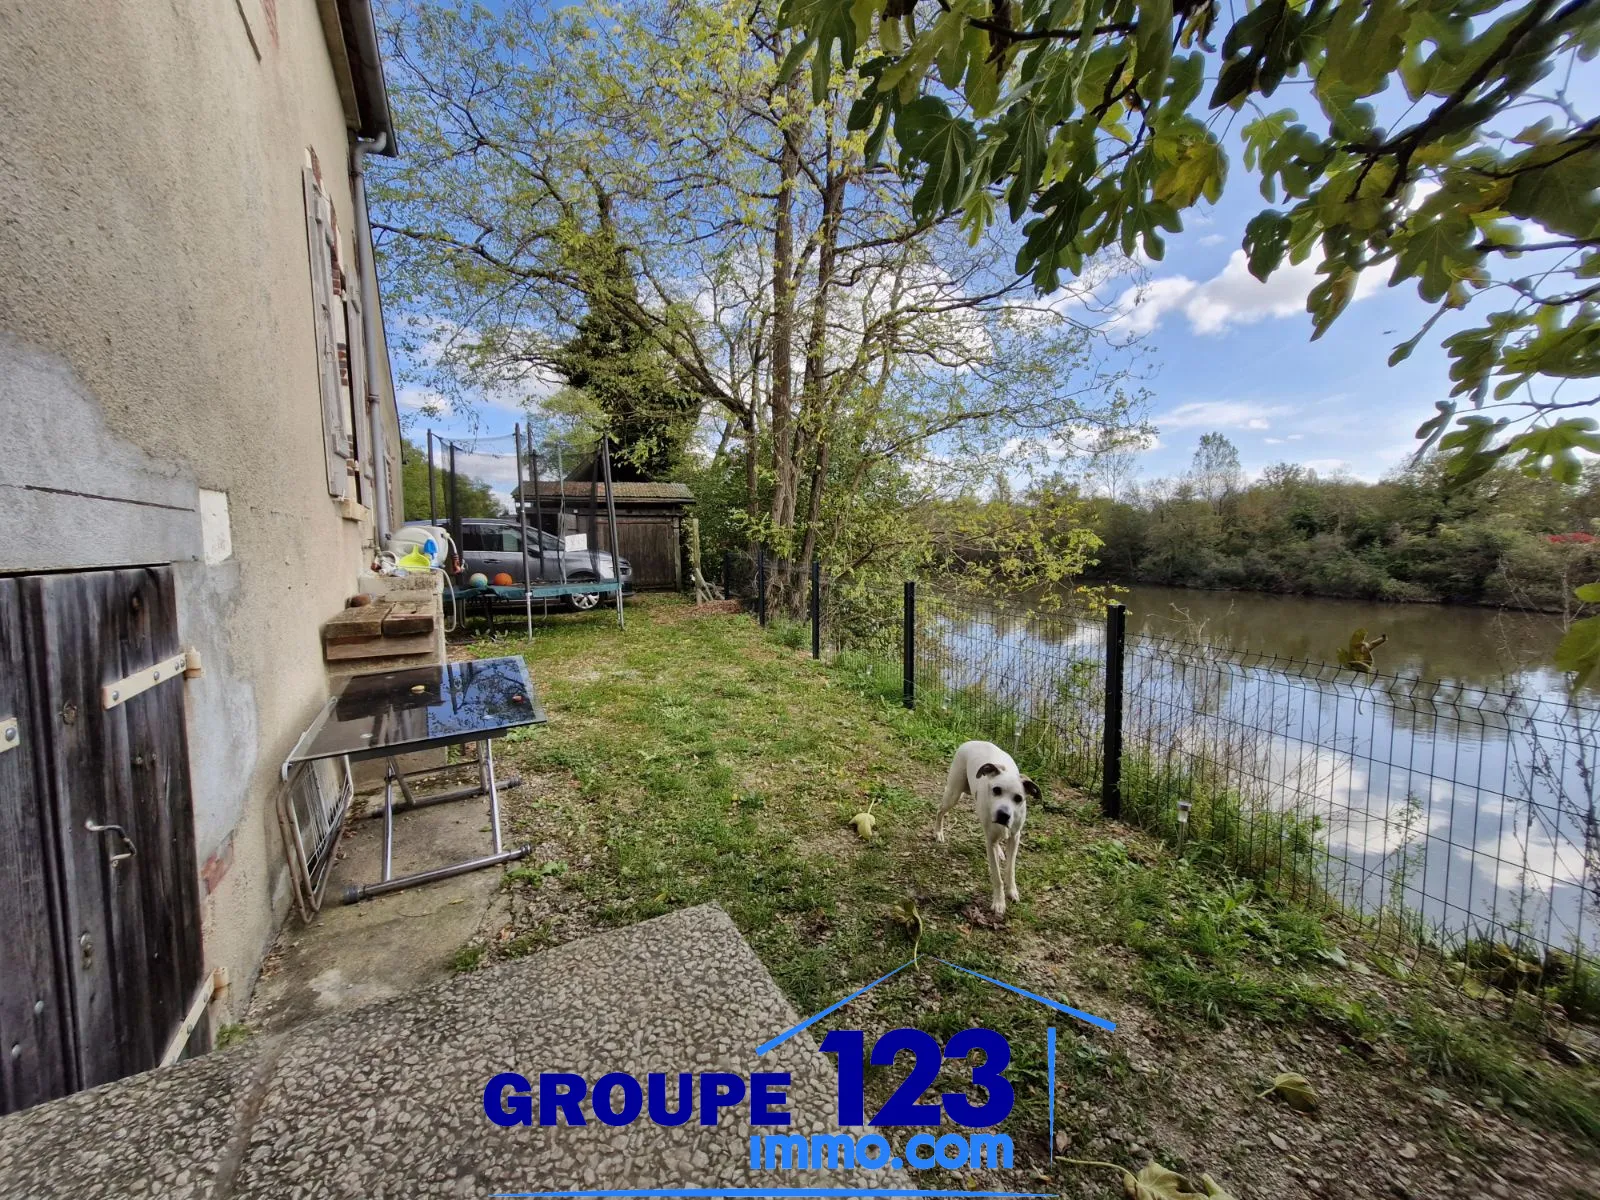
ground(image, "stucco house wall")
xmin=0 ymin=0 xmax=403 ymax=1024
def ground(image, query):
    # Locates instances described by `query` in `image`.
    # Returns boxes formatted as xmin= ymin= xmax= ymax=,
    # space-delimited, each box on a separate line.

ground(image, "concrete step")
xmin=0 ymin=905 xmax=901 ymax=1198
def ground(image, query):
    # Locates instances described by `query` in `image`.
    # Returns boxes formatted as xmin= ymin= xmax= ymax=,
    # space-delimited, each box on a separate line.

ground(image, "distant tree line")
xmin=399 ymin=439 xmax=505 ymax=523
xmin=1072 ymin=434 xmax=1600 ymax=612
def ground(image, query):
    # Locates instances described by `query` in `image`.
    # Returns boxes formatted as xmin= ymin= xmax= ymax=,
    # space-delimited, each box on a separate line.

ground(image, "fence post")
xmin=902 ymin=580 xmax=916 ymax=709
xmin=722 ymin=549 xmax=731 ymax=601
xmin=757 ymin=546 xmax=767 ymax=627
xmin=810 ymin=559 xmax=821 ymax=659
xmin=1102 ymin=601 xmax=1126 ymax=819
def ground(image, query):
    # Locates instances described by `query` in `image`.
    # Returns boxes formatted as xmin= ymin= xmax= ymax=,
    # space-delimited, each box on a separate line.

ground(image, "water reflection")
xmin=290 ymin=657 xmax=543 ymax=763
xmin=1114 ymin=583 xmax=1573 ymax=694
xmin=920 ymin=589 xmax=1600 ymax=956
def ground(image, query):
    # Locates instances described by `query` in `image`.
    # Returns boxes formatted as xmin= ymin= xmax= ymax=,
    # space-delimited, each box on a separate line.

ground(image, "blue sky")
xmin=1098 ymin=42 xmax=1599 ymax=487
xmin=1106 ymin=189 xmax=1446 ymax=484
xmin=396 ymin=171 xmax=1467 ymax=493
xmin=388 ymin=8 xmax=1599 ymax=493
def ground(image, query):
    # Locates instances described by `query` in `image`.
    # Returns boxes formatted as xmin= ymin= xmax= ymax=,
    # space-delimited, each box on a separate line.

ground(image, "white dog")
xmin=934 ymin=740 xmax=1040 ymax=917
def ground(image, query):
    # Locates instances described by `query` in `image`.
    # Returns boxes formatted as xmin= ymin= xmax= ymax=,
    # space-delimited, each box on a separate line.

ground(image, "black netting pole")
xmin=448 ymin=441 xmax=461 ymax=573
xmin=515 ymin=425 xmax=532 ymax=638
xmin=757 ymin=546 xmax=767 ymax=626
xmin=600 ymin=435 xmax=623 ymax=628
xmin=722 ymin=549 xmax=731 ymax=600
xmin=426 ymin=429 xmax=437 ymax=525
xmin=588 ymin=452 xmax=600 ymax=579
xmin=811 ymin=559 xmax=821 ymax=659
xmin=903 ymin=580 xmax=916 ymax=709
xmin=530 ymin=449 xmax=545 ymax=572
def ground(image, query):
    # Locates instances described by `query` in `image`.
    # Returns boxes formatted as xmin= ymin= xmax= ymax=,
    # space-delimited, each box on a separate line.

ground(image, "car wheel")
xmin=565 ymin=577 xmax=602 ymax=612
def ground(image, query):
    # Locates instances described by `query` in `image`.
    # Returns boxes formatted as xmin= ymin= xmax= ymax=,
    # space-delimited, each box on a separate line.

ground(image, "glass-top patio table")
xmin=283 ymin=656 xmax=546 ymax=905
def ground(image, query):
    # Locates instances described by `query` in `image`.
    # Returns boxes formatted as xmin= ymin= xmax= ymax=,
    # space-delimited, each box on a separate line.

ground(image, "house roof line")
xmin=754 ymin=955 xmax=1114 ymax=1057
xmin=512 ymin=482 xmax=695 ymax=502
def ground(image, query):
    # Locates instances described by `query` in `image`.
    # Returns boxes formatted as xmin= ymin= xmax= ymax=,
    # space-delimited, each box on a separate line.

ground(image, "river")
xmin=1109 ymin=583 xmax=1576 ymax=697
xmin=922 ymin=583 xmax=1600 ymax=957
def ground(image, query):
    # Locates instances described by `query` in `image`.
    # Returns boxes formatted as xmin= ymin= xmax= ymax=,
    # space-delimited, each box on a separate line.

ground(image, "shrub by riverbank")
xmin=459 ymin=597 xmax=1599 ymax=1199
xmin=1080 ymin=460 xmax=1600 ymax=611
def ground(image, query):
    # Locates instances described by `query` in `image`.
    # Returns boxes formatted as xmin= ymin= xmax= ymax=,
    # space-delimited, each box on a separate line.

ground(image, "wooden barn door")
xmin=608 ymin=515 xmax=683 ymax=590
xmin=0 ymin=567 xmax=206 ymax=1114
xmin=0 ymin=578 xmax=76 ymax=1113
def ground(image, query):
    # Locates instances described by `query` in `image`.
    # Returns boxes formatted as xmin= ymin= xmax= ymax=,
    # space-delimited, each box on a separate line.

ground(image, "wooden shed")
xmin=513 ymin=481 xmax=694 ymax=591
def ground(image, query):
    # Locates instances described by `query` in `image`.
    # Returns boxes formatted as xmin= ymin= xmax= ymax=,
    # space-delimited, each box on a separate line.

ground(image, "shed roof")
xmin=514 ymin=481 xmax=694 ymax=503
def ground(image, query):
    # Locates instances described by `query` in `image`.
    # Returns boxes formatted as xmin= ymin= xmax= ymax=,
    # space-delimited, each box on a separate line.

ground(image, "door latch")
xmin=85 ymin=820 xmax=136 ymax=866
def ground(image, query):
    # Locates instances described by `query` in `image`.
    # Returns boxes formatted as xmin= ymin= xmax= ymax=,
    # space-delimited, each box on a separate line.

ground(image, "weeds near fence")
xmin=807 ymin=574 xmax=1600 ymax=1028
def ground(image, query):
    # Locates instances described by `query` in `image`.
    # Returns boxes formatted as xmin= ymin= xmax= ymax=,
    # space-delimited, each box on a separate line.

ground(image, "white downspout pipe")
xmin=350 ymin=132 xmax=391 ymax=546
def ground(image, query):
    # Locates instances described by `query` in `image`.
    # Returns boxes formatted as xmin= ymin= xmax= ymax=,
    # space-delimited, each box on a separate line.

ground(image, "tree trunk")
xmin=792 ymin=174 xmax=845 ymax=579
xmin=767 ymin=115 xmax=799 ymax=542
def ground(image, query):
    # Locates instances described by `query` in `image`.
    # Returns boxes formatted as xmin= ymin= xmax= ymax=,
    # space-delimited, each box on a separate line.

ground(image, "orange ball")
xmin=492 ymin=572 xmax=514 ymax=587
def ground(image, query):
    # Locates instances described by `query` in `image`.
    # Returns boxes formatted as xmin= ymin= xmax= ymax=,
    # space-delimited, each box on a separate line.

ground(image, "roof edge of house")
xmin=332 ymin=0 xmax=398 ymax=154
xmin=511 ymin=481 xmax=696 ymax=502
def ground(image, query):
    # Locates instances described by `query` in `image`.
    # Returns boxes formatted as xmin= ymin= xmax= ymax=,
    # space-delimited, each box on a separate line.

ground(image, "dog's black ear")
xmin=1021 ymin=777 xmax=1041 ymax=801
xmin=976 ymin=762 xmax=1002 ymax=779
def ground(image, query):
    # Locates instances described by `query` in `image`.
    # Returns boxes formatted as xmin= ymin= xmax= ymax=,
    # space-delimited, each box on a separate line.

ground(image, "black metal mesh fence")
xmin=914 ymin=591 xmax=1109 ymax=799
xmin=1119 ymin=631 xmax=1600 ymax=972
xmin=719 ymin=547 xmax=763 ymax=617
xmin=789 ymin=571 xmax=1600 ymax=1002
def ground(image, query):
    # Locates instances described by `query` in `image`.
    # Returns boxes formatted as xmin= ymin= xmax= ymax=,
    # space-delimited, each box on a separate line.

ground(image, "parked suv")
xmin=458 ymin=518 xmax=633 ymax=611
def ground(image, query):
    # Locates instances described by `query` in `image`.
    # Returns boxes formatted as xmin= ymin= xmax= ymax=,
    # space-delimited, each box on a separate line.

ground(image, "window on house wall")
xmin=302 ymin=160 xmax=354 ymax=501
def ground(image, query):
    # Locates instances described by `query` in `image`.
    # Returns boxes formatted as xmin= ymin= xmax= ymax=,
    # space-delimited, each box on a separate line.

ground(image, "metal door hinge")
xmin=0 ymin=717 xmax=16 ymax=754
xmin=101 ymin=649 xmax=202 ymax=710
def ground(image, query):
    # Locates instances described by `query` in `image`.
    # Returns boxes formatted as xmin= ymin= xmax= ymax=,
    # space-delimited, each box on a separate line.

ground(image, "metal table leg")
xmin=486 ymin=738 xmax=504 ymax=854
xmin=382 ymin=758 xmax=396 ymax=881
xmin=342 ymin=741 xmax=531 ymax=905
xmin=361 ymin=758 xmax=523 ymax=818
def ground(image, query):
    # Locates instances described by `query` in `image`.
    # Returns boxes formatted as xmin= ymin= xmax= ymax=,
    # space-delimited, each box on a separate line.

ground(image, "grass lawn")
xmin=456 ymin=595 xmax=1600 ymax=1200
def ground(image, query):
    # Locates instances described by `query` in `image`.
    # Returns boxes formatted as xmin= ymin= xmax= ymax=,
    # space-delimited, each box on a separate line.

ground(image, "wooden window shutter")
xmin=344 ymin=287 xmax=369 ymax=502
xmin=302 ymin=168 xmax=349 ymax=499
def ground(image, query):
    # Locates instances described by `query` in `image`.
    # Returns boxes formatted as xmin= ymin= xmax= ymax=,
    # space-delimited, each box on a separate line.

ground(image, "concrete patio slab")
xmin=0 ymin=905 xmax=905 ymax=1200
xmin=247 ymin=778 xmax=512 ymax=1034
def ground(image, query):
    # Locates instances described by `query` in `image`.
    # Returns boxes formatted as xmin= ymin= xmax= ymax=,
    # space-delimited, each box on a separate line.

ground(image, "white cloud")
xmin=1302 ymin=457 xmax=1354 ymax=476
xmin=1117 ymin=276 xmax=1200 ymax=335
xmin=445 ymin=448 xmax=525 ymax=510
xmin=397 ymin=387 xmax=447 ymax=414
xmin=1114 ymin=250 xmax=1383 ymax=337
xmin=1198 ymin=234 xmax=1226 ymax=247
xmin=1157 ymin=400 xmax=1288 ymax=432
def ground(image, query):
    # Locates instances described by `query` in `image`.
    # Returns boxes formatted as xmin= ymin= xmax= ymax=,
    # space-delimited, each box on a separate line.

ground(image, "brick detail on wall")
xmin=201 ymin=831 xmax=235 ymax=895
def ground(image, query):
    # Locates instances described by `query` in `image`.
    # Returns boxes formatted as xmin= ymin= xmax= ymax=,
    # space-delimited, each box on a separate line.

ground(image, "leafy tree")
xmin=1078 ymin=456 xmax=1600 ymax=607
xmin=1190 ymin=431 xmax=1243 ymax=505
xmin=399 ymin=440 xmax=505 ymax=522
xmin=372 ymin=0 xmax=1145 ymax=603
xmin=1084 ymin=423 xmax=1153 ymax=501
xmin=550 ymin=209 xmax=703 ymax=480
xmin=777 ymin=0 xmax=1598 ymax=666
